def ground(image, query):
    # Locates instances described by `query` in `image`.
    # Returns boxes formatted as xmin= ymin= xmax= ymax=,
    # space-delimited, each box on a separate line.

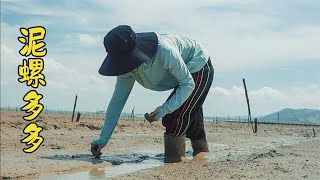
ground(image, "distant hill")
xmin=260 ymin=108 xmax=320 ymax=125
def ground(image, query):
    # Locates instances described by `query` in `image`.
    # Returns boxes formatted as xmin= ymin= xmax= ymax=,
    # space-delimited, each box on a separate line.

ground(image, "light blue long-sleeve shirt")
xmin=92 ymin=34 xmax=209 ymax=145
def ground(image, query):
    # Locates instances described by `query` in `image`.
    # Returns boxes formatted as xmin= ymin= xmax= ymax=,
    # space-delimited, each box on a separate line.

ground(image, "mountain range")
xmin=260 ymin=108 xmax=320 ymax=125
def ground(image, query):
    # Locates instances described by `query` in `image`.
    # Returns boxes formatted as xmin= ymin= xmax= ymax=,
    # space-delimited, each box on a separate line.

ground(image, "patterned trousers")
xmin=162 ymin=59 xmax=214 ymax=139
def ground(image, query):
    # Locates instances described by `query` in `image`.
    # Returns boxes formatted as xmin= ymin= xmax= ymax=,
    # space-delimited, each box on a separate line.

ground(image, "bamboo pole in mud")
xmin=313 ymin=128 xmax=316 ymax=137
xmin=254 ymin=118 xmax=257 ymax=133
xmin=131 ymin=107 xmax=135 ymax=123
xmin=243 ymin=78 xmax=255 ymax=133
xmin=75 ymin=112 xmax=81 ymax=122
xmin=71 ymin=94 xmax=78 ymax=122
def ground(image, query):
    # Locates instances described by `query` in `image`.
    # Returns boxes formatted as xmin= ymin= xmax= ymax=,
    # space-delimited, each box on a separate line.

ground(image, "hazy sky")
xmin=1 ymin=0 xmax=320 ymax=117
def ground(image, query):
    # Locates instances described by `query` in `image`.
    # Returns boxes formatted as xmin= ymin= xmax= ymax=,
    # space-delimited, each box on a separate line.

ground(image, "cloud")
xmin=79 ymin=1 xmax=320 ymax=70
xmin=44 ymin=57 xmax=109 ymax=92
xmin=1 ymin=44 xmax=21 ymax=85
xmin=251 ymin=87 xmax=282 ymax=99
xmin=1 ymin=40 xmax=115 ymax=112
xmin=1 ymin=1 xmax=320 ymax=114
xmin=78 ymin=34 xmax=101 ymax=45
xmin=3 ymin=0 xmax=320 ymax=71
xmin=204 ymin=85 xmax=320 ymax=116
xmin=48 ymin=80 xmax=69 ymax=89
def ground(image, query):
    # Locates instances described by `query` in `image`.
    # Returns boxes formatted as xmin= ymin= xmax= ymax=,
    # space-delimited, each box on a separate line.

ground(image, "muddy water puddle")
xmin=39 ymin=157 xmax=163 ymax=179
xmin=39 ymin=152 xmax=195 ymax=179
xmin=39 ymin=136 xmax=311 ymax=179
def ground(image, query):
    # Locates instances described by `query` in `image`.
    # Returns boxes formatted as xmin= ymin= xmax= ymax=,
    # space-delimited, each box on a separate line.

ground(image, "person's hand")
xmin=91 ymin=143 xmax=106 ymax=158
xmin=150 ymin=106 xmax=161 ymax=116
xmin=145 ymin=106 xmax=161 ymax=124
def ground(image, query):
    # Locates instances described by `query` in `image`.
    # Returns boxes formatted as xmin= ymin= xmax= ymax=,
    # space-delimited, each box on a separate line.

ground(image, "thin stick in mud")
xmin=71 ymin=94 xmax=78 ymax=122
xmin=243 ymin=78 xmax=255 ymax=133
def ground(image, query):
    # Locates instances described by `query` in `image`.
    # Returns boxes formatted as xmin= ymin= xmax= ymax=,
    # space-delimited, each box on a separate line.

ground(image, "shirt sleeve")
xmin=92 ymin=74 xmax=135 ymax=145
xmin=155 ymin=45 xmax=195 ymax=120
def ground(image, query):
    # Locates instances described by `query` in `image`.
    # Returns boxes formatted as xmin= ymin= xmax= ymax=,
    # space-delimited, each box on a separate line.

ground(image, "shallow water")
xmin=39 ymin=158 xmax=164 ymax=180
xmin=39 ymin=152 xmax=195 ymax=179
xmin=38 ymin=136 xmax=311 ymax=179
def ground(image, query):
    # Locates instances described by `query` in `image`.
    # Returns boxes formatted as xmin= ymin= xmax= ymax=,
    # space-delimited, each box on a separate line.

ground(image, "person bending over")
xmin=91 ymin=25 xmax=214 ymax=163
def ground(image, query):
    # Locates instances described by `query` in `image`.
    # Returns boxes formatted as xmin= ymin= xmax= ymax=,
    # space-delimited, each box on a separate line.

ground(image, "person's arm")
xmin=92 ymin=74 xmax=135 ymax=145
xmin=155 ymin=46 xmax=195 ymax=120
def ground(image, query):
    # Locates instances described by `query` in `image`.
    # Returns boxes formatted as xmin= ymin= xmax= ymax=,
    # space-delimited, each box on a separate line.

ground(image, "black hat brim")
xmin=99 ymin=32 xmax=158 ymax=76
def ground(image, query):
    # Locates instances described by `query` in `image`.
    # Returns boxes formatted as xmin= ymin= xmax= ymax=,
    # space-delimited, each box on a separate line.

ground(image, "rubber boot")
xmin=164 ymin=133 xmax=186 ymax=163
xmin=191 ymin=137 xmax=209 ymax=156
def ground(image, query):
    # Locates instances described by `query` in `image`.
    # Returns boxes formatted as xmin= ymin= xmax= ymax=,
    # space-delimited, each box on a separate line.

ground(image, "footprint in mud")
xmin=248 ymin=149 xmax=282 ymax=161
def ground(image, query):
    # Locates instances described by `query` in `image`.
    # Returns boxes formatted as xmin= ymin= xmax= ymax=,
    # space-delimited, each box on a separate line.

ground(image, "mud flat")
xmin=1 ymin=110 xmax=319 ymax=179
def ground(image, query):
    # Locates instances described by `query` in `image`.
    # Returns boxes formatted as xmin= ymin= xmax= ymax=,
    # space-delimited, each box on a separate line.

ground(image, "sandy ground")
xmin=0 ymin=110 xmax=319 ymax=179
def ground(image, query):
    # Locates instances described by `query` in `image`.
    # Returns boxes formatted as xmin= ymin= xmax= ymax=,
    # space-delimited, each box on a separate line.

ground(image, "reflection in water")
xmin=39 ymin=138 xmax=310 ymax=179
xmin=39 ymin=155 xmax=164 ymax=179
xmin=39 ymin=143 xmax=234 ymax=179
xmin=89 ymin=168 xmax=105 ymax=178
xmin=39 ymin=148 xmax=216 ymax=179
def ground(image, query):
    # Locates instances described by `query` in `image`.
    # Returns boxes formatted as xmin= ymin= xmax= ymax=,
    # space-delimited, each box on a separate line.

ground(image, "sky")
xmin=1 ymin=0 xmax=320 ymax=117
